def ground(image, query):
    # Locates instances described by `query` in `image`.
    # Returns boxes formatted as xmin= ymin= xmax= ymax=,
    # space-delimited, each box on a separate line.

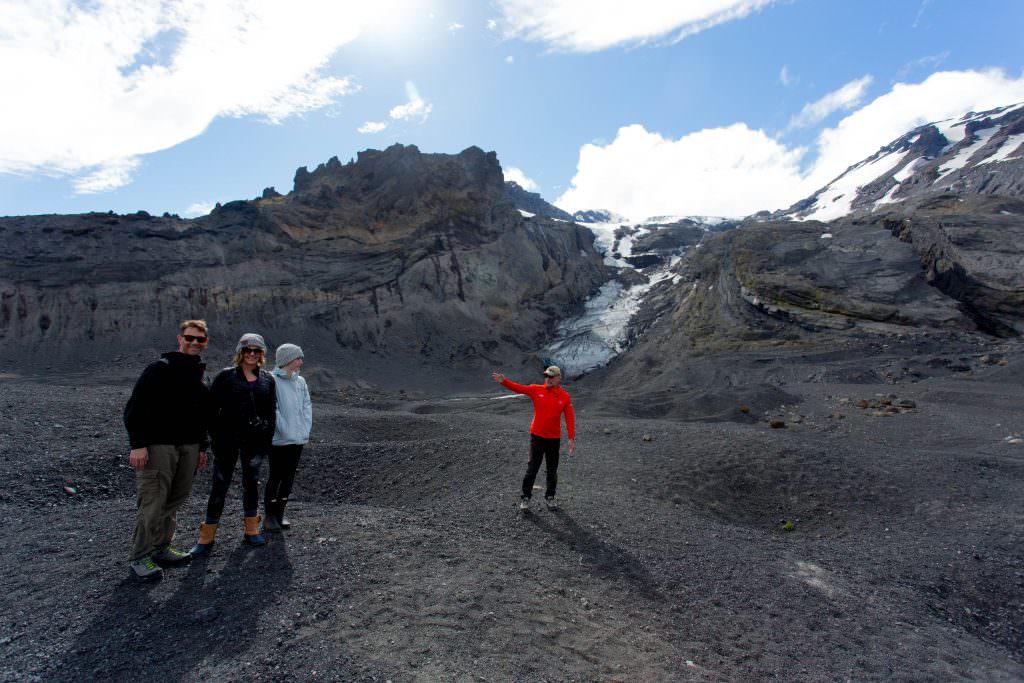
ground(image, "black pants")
xmin=265 ymin=444 xmax=304 ymax=508
xmin=205 ymin=442 xmax=265 ymax=520
xmin=522 ymin=435 xmax=560 ymax=499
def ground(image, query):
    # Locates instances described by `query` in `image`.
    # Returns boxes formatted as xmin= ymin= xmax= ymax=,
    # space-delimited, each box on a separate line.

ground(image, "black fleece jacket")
xmin=209 ymin=366 xmax=277 ymax=450
xmin=123 ymin=351 xmax=212 ymax=449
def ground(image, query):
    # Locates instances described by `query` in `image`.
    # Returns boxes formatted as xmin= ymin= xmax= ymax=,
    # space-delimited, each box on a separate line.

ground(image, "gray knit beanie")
xmin=235 ymin=332 xmax=267 ymax=353
xmin=276 ymin=343 xmax=304 ymax=368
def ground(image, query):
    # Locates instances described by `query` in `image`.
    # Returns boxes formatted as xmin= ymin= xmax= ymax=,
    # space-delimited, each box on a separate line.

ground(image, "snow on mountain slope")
xmin=785 ymin=102 xmax=1024 ymax=222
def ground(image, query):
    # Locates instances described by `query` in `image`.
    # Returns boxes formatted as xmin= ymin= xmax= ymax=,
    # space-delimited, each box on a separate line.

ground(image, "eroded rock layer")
xmin=0 ymin=145 xmax=608 ymax=387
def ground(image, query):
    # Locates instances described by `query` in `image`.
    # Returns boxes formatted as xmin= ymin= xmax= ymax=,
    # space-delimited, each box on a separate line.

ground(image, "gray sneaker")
xmin=152 ymin=545 xmax=192 ymax=567
xmin=129 ymin=555 xmax=164 ymax=582
xmin=545 ymin=497 xmax=559 ymax=510
xmin=519 ymin=497 xmax=531 ymax=511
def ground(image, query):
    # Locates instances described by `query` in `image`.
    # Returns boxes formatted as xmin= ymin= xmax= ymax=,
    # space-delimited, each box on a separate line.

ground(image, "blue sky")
xmin=1 ymin=0 xmax=1022 ymax=220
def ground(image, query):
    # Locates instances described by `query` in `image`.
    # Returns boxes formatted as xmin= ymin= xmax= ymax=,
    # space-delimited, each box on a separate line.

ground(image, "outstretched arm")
xmin=492 ymin=372 xmax=532 ymax=395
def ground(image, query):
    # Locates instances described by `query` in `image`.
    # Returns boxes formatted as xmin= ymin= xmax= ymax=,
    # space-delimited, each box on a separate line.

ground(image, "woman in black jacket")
xmin=191 ymin=333 xmax=276 ymax=554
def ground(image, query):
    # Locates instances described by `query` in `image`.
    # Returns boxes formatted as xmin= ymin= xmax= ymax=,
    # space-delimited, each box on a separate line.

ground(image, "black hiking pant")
xmin=205 ymin=442 xmax=265 ymax=521
xmin=265 ymin=444 xmax=303 ymax=510
xmin=522 ymin=435 xmax=560 ymax=499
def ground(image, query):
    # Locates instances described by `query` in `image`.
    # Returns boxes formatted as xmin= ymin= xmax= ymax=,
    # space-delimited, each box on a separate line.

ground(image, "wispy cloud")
xmin=0 ymin=1 xmax=371 ymax=193
xmin=358 ymin=121 xmax=388 ymax=134
xmin=556 ymin=69 xmax=1024 ymax=218
xmin=504 ymin=167 xmax=539 ymax=191
xmin=183 ymin=201 xmax=215 ymax=218
xmin=505 ymin=55 xmax=515 ymax=64
xmin=893 ymin=51 xmax=949 ymax=82
xmin=448 ymin=22 xmax=464 ymax=31
xmin=389 ymin=82 xmax=433 ymax=122
xmin=779 ymin=65 xmax=794 ymax=87
xmin=787 ymin=75 xmax=873 ymax=131
xmin=912 ymin=0 xmax=933 ymax=28
xmin=486 ymin=19 xmax=498 ymax=30
xmin=73 ymin=157 xmax=142 ymax=194
xmin=494 ymin=0 xmax=779 ymax=52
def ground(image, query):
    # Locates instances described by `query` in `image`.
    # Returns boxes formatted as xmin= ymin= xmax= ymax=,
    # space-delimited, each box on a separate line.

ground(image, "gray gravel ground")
xmin=0 ymin=352 xmax=1022 ymax=682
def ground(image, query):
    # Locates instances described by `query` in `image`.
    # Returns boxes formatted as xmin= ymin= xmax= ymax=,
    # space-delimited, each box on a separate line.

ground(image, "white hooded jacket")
xmin=271 ymin=368 xmax=312 ymax=446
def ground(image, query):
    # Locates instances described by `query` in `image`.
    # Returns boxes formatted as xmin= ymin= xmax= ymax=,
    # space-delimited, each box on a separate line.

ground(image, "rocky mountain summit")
xmin=785 ymin=102 xmax=1024 ymax=221
xmin=0 ymin=145 xmax=607 ymax=387
xmin=504 ymin=181 xmax=575 ymax=221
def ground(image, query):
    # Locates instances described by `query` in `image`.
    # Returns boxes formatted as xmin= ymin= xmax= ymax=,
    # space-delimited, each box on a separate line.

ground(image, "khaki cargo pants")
xmin=129 ymin=444 xmax=200 ymax=561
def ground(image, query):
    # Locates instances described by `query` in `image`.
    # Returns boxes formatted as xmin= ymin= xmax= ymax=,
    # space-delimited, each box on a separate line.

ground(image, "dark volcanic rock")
xmin=879 ymin=195 xmax=1024 ymax=336
xmin=0 ymin=145 xmax=609 ymax=388
xmin=504 ymin=181 xmax=574 ymax=221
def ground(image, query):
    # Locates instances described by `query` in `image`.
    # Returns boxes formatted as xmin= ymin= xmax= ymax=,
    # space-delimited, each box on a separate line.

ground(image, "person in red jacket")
xmin=492 ymin=365 xmax=576 ymax=511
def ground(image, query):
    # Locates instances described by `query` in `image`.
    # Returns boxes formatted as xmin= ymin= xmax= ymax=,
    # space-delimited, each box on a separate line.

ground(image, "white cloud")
xmin=494 ymin=0 xmax=778 ymax=52
xmin=486 ymin=18 xmax=498 ymax=30
xmin=183 ymin=201 xmax=215 ymax=217
xmin=0 ymin=1 xmax=374 ymax=192
xmin=448 ymin=22 xmax=464 ymax=31
xmin=787 ymin=75 xmax=873 ymax=130
xmin=779 ymin=65 xmax=794 ymax=87
xmin=358 ymin=121 xmax=388 ymax=134
xmin=556 ymin=123 xmax=806 ymax=219
xmin=73 ymin=157 xmax=141 ymax=194
xmin=505 ymin=55 xmax=515 ymax=64
xmin=389 ymin=82 xmax=433 ymax=122
xmin=504 ymin=167 xmax=540 ymax=191
xmin=556 ymin=69 xmax=1024 ymax=218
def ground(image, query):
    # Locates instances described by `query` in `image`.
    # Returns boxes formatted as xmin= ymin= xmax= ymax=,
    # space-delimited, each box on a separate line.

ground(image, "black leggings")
xmin=265 ymin=444 xmax=304 ymax=507
xmin=522 ymin=435 xmax=560 ymax=499
xmin=205 ymin=443 xmax=265 ymax=521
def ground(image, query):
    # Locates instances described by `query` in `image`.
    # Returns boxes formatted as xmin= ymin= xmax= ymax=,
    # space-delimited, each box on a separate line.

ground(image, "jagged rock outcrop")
xmin=0 ymin=145 xmax=609 ymax=387
xmin=504 ymin=181 xmax=574 ymax=221
xmin=572 ymin=209 xmax=626 ymax=224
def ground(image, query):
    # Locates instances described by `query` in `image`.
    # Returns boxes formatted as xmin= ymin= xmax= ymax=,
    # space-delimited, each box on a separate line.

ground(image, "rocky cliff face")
xmin=0 ymin=145 xmax=608 ymax=387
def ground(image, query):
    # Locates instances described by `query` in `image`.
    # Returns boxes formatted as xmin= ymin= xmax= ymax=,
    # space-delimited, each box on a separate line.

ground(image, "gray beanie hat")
xmin=276 ymin=343 xmax=304 ymax=368
xmin=235 ymin=332 xmax=267 ymax=353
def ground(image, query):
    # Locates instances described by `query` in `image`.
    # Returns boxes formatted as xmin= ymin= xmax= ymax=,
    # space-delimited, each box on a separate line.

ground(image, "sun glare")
xmin=358 ymin=0 xmax=437 ymax=53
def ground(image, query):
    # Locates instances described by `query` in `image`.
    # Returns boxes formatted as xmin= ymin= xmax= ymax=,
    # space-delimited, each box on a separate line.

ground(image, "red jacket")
xmin=501 ymin=379 xmax=575 ymax=439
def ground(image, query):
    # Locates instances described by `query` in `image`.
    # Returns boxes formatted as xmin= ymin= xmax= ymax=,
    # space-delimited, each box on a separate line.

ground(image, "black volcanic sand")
xmin=1 ymin=351 xmax=1023 ymax=682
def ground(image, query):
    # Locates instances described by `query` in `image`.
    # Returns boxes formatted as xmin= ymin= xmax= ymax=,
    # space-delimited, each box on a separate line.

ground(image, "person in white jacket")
xmin=262 ymin=343 xmax=312 ymax=532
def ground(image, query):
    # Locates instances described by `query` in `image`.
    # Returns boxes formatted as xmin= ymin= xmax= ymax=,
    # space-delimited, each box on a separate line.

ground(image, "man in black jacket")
xmin=123 ymin=320 xmax=212 ymax=581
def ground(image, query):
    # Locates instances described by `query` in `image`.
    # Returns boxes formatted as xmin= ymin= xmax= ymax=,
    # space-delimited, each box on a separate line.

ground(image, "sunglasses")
xmin=242 ymin=347 xmax=264 ymax=355
xmin=182 ymin=334 xmax=208 ymax=343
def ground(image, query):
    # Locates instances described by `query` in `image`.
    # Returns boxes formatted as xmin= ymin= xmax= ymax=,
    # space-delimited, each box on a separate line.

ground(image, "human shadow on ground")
xmin=57 ymin=532 xmax=293 ymax=681
xmin=525 ymin=510 xmax=663 ymax=601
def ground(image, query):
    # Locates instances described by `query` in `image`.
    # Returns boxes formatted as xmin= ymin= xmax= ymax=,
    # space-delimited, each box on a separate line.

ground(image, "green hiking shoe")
xmin=152 ymin=544 xmax=192 ymax=567
xmin=129 ymin=554 xmax=164 ymax=582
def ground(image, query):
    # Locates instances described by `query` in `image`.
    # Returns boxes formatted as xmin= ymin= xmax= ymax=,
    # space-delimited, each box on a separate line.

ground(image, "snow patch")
xmin=978 ymin=132 xmax=1024 ymax=166
xmin=518 ymin=209 xmax=535 ymax=218
xmin=934 ymin=127 xmax=998 ymax=181
xmin=892 ymin=156 xmax=926 ymax=183
xmin=802 ymin=150 xmax=908 ymax=222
